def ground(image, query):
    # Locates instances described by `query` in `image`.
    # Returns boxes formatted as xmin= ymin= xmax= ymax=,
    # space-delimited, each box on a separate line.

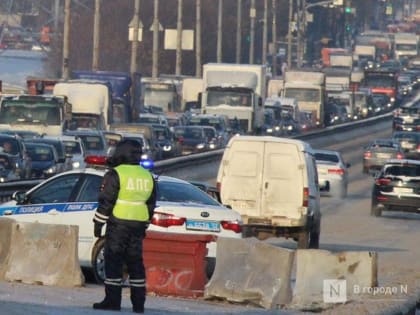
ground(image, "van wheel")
xmin=309 ymin=230 xmax=320 ymax=249
xmin=297 ymin=231 xmax=309 ymax=249
xmin=92 ymin=238 xmax=106 ymax=284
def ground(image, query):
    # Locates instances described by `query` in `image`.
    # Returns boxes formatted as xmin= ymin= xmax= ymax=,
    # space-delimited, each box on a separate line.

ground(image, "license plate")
xmin=186 ymin=220 xmax=220 ymax=232
xmin=318 ymin=169 xmax=328 ymax=175
xmin=401 ymin=142 xmax=414 ymax=149
xmin=377 ymin=153 xmax=391 ymax=159
xmin=393 ymin=187 xmax=413 ymax=194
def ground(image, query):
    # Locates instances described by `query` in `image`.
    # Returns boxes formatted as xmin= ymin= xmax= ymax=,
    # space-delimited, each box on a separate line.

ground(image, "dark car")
xmin=363 ymin=139 xmax=404 ymax=174
xmin=64 ymin=130 xmax=108 ymax=157
xmin=392 ymin=131 xmax=420 ymax=160
xmin=0 ymin=153 xmax=19 ymax=182
xmin=371 ymin=93 xmax=392 ymax=114
xmin=24 ymin=137 xmax=72 ymax=173
xmin=393 ymin=104 xmax=420 ymax=132
xmin=149 ymin=124 xmax=181 ymax=159
xmin=371 ymin=159 xmax=420 ymax=216
xmin=187 ymin=114 xmax=231 ymax=147
xmin=25 ymin=142 xmax=59 ymax=178
xmin=173 ymin=126 xmax=211 ymax=155
xmin=0 ymin=134 xmax=31 ymax=179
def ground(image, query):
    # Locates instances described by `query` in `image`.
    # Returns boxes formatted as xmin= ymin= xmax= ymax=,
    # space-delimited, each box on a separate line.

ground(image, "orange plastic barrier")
xmin=144 ymin=231 xmax=216 ymax=298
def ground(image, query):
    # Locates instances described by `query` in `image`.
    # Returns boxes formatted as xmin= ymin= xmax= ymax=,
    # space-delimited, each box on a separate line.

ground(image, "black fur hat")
xmin=106 ymin=139 xmax=143 ymax=167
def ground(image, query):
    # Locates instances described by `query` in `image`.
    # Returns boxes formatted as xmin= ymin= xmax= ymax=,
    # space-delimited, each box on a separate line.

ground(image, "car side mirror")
xmin=12 ymin=190 xmax=27 ymax=204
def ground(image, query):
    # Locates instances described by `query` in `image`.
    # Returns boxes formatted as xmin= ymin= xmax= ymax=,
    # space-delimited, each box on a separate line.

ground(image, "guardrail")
xmin=0 ymin=113 xmax=393 ymax=203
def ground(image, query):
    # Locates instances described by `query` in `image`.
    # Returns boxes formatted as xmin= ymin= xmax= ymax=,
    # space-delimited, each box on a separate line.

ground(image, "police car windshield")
xmin=157 ymin=181 xmax=220 ymax=206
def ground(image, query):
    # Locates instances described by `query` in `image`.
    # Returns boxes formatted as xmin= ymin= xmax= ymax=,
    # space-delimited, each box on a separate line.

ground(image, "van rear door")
xmin=219 ymin=140 xmax=264 ymax=217
xmin=262 ymin=142 xmax=305 ymax=220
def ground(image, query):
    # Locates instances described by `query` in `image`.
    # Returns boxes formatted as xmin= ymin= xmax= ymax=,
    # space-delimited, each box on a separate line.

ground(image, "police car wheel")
xmin=92 ymin=238 xmax=106 ymax=284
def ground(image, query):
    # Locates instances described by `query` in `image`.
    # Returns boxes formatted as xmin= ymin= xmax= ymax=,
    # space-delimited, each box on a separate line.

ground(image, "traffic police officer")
xmin=93 ymin=139 xmax=156 ymax=314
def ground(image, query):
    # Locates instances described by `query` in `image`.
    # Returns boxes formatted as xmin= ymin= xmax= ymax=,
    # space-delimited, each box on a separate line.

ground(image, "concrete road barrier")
xmin=204 ymin=237 xmax=294 ymax=309
xmin=291 ymin=249 xmax=378 ymax=311
xmin=0 ymin=218 xmax=15 ymax=279
xmin=3 ymin=221 xmax=84 ymax=287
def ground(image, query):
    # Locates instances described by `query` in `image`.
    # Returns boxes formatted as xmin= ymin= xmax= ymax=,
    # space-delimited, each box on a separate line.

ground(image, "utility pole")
xmin=175 ymin=0 xmax=183 ymax=75
xmin=92 ymin=0 xmax=100 ymax=71
xmin=287 ymin=0 xmax=293 ymax=69
xmin=217 ymin=0 xmax=223 ymax=63
xmin=152 ymin=0 xmax=159 ymax=79
xmin=262 ymin=0 xmax=268 ymax=66
xmin=130 ymin=0 xmax=140 ymax=116
xmin=62 ymin=0 xmax=70 ymax=80
xmin=297 ymin=0 xmax=302 ymax=68
xmin=54 ymin=0 xmax=60 ymax=32
xmin=195 ymin=0 xmax=202 ymax=77
xmin=272 ymin=0 xmax=277 ymax=76
xmin=249 ymin=0 xmax=256 ymax=64
xmin=236 ymin=0 xmax=242 ymax=64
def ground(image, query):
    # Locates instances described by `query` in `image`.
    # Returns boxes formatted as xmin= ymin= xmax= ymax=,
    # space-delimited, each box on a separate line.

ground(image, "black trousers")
xmin=104 ymin=221 xmax=146 ymax=309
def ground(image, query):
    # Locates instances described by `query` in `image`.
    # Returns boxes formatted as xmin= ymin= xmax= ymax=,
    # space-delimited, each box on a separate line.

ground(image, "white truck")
xmin=0 ymin=94 xmax=72 ymax=136
xmin=141 ymin=77 xmax=182 ymax=113
xmin=353 ymin=44 xmax=376 ymax=69
xmin=394 ymin=33 xmax=419 ymax=61
xmin=53 ymin=81 xmax=111 ymax=130
xmin=282 ymin=70 xmax=325 ymax=127
xmin=323 ymin=53 xmax=353 ymax=94
xmin=181 ymin=77 xmax=203 ymax=113
xmin=201 ymin=63 xmax=267 ymax=134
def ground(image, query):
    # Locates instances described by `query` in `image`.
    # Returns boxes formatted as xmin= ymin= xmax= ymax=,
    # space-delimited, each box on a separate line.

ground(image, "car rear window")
xmin=384 ymin=165 xmax=420 ymax=177
xmin=314 ymin=153 xmax=339 ymax=163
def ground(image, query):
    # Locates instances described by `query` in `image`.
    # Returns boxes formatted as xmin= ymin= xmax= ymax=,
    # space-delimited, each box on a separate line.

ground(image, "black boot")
xmin=130 ymin=286 xmax=145 ymax=314
xmin=93 ymin=299 xmax=121 ymax=311
xmin=93 ymin=283 xmax=122 ymax=311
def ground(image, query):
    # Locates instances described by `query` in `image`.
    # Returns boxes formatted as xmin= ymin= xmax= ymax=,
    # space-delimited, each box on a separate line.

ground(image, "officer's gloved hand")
xmin=94 ymin=222 xmax=104 ymax=238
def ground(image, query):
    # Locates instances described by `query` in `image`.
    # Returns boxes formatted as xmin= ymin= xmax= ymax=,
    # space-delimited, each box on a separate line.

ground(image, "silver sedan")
xmin=314 ymin=149 xmax=350 ymax=199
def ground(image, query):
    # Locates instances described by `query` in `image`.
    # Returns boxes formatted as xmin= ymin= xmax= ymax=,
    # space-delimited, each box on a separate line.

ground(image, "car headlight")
xmin=72 ymin=161 xmax=81 ymax=169
xmin=0 ymin=177 xmax=5 ymax=183
xmin=196 ymin=143 xmax=205 ymax=149
xmin=163 ymin=145 xmax=172 ymax=151
xmin=141 ymin=153 xmax=149 ymax=160
xmin=209 ymin=143 xmax=216 ymax=149
xmin=44 ymin=165 xmax=57 ymax=174
xmin=275 ymin=126 xmax=280 ymax=131
xmin=390 ymin=97 xmax=395 ymax=102
xmin=266 ymin=128 xmax=273 ymax=133
xmin=287 ymin=125 xmax=293 ymax=131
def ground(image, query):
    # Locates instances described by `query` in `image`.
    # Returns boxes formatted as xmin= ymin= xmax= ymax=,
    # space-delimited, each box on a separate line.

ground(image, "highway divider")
xmin=204 ymin=237 xmax=295 ymax=308
xmin=0 ymin=113 xmax=393 ymax=202
xmin=0 ymin=217 xmax=84 ymax=287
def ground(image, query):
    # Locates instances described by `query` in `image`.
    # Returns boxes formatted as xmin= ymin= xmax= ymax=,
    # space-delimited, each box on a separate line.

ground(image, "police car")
xmin=0 ymin=158 xmax=243 ymax=283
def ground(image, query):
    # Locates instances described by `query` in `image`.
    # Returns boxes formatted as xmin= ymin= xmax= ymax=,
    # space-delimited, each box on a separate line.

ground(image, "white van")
xmin=217 ymin=136 xmax=321 ymax=248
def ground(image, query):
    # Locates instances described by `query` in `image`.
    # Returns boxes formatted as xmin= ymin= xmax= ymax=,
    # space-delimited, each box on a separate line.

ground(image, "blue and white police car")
xmin=0 ymin=157 xmax=243 ymax=282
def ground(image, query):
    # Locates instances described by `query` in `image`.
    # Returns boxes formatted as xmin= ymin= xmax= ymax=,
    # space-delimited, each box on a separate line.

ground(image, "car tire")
xmin=371 ymin=203 xmax=382 ymax=217
xmin=92 ymin=238 xmax=106 ymax=284
xmin=339 ymin=184 xmax=348 ymax=199
xmin=309 ymin=229 xmax=320 ymax=249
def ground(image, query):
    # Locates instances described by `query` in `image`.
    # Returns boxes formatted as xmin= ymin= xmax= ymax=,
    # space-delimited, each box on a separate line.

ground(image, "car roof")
xmin=313 ymin=149 xmax=340 ymax=156
xmin=384 ymin=159 xmax=420 ymax=166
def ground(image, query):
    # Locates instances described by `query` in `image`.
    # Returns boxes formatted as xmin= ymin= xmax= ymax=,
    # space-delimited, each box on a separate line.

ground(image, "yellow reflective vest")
xmin=112 ymin=165 xmax=154 ymax=221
